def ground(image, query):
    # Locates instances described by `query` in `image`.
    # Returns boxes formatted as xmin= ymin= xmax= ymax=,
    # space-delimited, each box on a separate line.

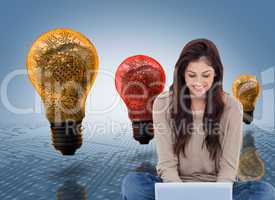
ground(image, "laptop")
xmin=155 ymin=182 xmax=233 ymax=200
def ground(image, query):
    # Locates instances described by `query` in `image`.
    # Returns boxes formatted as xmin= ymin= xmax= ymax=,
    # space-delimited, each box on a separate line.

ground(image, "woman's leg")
xmin=121 ymin=171 xmax=162 ymax=200
xmin=233 ymin=180 xmax=275 ymax=200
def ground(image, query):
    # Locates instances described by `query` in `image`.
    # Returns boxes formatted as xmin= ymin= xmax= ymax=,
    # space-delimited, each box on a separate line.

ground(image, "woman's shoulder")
xmin=153 ymin=90 xmax=172 ymax=105
xmin=156 ymin=90 xmax=172 ymax=99
xmin=153 ymin=90 xmax=172 ymax=114
xmin=222 ymin=92 xmax=243 ymax=115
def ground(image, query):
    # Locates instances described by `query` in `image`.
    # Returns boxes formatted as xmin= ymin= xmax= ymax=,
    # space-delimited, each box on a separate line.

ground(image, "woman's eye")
xmin=188 ymin=74 xmax=211 ymax=78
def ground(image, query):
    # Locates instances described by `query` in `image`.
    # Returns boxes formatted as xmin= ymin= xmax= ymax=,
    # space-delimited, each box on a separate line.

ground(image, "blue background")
xmin=0 ymin=0 xmax=275 ymax=126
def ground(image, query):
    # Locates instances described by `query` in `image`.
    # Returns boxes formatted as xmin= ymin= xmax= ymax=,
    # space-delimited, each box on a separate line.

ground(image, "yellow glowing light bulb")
xmin=232 ymin=74 xmax=260 ymax=124
xmin=238 ymin=131 xmax=265 ymax=181
xmin=26 ymin=28 xmax=99 ymax=155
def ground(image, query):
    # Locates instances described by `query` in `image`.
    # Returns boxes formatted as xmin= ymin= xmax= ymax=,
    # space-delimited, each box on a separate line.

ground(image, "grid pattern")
xmin=0 ymin=123 xmax=274 ymax=200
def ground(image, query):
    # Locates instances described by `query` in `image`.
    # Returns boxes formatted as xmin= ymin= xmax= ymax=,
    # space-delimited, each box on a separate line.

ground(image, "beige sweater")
xmin=153 ymin=90 xmax=243 ymax=183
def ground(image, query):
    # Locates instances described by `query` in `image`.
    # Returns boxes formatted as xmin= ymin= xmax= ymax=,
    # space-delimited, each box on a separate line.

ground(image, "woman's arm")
xmin=217 ymin=99 xmax=243 ymax=182
xmin=153 ymin=94 xmax=182 ymax=182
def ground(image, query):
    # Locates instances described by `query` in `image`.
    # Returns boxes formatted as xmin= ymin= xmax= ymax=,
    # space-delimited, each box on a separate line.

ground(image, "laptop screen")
xmin=155 ymin=182 xmax=233 ymax=200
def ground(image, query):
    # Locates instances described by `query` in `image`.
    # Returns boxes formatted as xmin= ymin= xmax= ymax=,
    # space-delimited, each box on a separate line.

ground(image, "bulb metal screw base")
xmin=50 ymin=120 xmax=83 ymax=155
xmin=132 ymin=120 xmax=154 ymax=144
xmin=243 ymin=110 xmax=254 ymax=124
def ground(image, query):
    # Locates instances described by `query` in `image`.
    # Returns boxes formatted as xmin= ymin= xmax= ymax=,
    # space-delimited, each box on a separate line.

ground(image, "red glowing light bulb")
xmin=115 ymin=55 xmax=166 ymax=144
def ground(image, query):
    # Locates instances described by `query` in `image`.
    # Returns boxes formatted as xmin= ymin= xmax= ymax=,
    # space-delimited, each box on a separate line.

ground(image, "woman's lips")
xmin=192 ymin=85 xmax=205 ymax=92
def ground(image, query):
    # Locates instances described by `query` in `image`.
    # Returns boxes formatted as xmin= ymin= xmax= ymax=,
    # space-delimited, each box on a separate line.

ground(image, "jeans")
xmin=121 ymin=172 xmax=275 ymax=200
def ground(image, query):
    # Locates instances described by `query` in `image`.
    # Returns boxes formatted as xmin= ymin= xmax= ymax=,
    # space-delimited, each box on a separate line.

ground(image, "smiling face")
xmin=184 ymin=56 xmax=216 ymax=98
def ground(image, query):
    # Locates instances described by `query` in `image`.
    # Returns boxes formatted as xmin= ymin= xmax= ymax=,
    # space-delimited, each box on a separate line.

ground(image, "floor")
xmin=0 ymin=122 xmax=274 ymax=200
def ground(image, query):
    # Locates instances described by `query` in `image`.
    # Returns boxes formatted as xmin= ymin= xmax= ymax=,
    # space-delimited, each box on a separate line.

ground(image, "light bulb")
xmin=57 ymin=180 xmax=87 ymax=200
xmin=115 ymin=55 xmax=166 ymax=144
xmin=232 ymin=74 xmax=260 ymax=124
xmin=26 ymin=28 xmax=99 ymax=155
xmin=238 ymin=131 xmax=265 ymax=181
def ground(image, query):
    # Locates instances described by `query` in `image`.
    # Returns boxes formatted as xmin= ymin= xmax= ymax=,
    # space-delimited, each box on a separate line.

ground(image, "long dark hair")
xmin=169 ymin=39 xmax=225 ymax=173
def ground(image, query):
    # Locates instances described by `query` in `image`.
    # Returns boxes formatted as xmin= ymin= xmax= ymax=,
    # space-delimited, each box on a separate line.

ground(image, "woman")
xmin=121 ymin=39 xmax=275 ymax=200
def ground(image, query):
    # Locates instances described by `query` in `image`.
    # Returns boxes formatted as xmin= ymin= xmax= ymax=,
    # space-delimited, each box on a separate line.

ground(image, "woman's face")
xmin=184 ymin=57 xmax=215 ymax=98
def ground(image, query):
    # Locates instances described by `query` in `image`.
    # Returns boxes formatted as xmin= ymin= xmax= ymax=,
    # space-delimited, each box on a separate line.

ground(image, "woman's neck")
xmin=191 ymin=97 xmax=205 ymax=114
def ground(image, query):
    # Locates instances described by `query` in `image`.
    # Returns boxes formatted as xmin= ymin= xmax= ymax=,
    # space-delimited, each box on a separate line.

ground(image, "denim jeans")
xmin=121 ymin=172 xmax=275 ymax=200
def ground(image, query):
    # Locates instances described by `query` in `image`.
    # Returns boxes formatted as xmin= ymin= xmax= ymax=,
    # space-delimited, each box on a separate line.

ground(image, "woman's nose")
xmin=193 ymin=80 xmax=203 ymax=86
